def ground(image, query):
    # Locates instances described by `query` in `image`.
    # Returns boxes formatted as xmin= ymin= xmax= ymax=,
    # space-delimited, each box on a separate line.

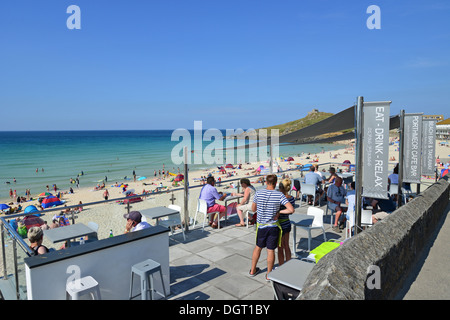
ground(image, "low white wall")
xmin=25 ymin=227 xmax=169 ymax=300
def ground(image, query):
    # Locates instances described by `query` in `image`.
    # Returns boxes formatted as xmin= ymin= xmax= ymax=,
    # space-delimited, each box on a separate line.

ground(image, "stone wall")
xmin=298 ymin=175 xmax=450 ymax=300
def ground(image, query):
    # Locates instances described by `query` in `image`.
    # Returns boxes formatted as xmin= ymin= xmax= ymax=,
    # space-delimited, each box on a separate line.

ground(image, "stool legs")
xmin=129 ymin=266 xmax=167 ymax=300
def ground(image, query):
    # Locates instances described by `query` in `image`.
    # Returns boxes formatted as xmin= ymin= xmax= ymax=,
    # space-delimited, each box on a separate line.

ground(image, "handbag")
xmin=226 ymin=202 xmax=238 ymax=216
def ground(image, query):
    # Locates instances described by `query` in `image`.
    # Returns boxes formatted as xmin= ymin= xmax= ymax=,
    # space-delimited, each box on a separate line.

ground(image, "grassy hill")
xmin=261 ymin=109 xmax=334 ymax=136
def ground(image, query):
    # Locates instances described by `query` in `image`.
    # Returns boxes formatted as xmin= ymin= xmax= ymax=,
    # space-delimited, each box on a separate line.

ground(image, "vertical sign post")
xmin=397 ymin=110 xmax=405 ymax=208
xmin=421 ymin=118 xmax=437 ymax=176
xmin=402 ymin=113 xmax=423 ymax=185
xmin=362 ymin=101 xmax=392 ymax=200
xmin=354 ymin=97 xmax=364 ymax=235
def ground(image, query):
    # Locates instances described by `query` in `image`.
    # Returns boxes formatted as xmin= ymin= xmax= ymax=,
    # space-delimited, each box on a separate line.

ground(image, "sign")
xmin=362 ymin=101 xmax=391 ymax=199
xmin=421 ymin=118 xmax=436 ymax=176
xmin=403 ymin=113 xmax=423 ymax=183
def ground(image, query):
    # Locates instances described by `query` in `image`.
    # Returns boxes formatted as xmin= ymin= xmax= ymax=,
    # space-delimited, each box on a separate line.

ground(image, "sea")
xmin=0 ymin=130 xmax=345 ymax=201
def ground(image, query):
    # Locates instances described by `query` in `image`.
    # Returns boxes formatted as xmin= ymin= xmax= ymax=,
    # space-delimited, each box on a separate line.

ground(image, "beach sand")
xmin=2 ymin=139 xmax=450 ymax=247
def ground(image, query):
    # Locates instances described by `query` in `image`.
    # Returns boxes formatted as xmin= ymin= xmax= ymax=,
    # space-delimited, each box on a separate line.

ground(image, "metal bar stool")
xmin=66 ymin=276 xmax=101 ymax=300
xmin=129 ymin=259 xmax=167 ymax=300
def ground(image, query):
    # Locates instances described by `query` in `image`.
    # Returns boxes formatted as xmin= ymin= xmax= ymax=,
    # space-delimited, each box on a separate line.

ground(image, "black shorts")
xmin=256 ymin=226 xmax=279 ymax=250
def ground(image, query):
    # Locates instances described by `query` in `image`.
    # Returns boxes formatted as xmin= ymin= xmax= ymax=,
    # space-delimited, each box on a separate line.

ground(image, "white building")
xmin=436 ymin=118 xmax=450 ymax=140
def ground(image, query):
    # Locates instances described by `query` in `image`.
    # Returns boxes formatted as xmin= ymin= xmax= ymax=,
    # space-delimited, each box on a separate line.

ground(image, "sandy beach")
xmin=2 ymin=138 xmax=449 ymax=246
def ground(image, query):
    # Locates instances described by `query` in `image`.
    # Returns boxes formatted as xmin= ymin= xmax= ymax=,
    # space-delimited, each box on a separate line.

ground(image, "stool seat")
xmin=129 ymin=259 xmax=167 ymax=300
xmin=66 ymin=276 xmax=101 ymax=300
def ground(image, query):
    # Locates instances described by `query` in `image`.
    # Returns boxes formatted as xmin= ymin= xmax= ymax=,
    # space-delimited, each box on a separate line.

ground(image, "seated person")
xmin=123 ymin=211 xmax=151 ymax=233
xmin=327 ymin=176 xmax=347 ymax=232
xmin=304 ymin=166 xmax=323 ymax=205
xmin=370 ymin=197 xmax=397 ymax=224
xmin=231 ymin=178 xmax=256 ymax=227
xmin=199 ymin=176 xmax=227 ymax=228
xmin=28 ymin=226 xmax=49 ymax=256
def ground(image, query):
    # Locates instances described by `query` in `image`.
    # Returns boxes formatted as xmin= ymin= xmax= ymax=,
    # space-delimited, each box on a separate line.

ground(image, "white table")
xmin=44 ymin=223 xmax=97 ymax=247
xmin=140 ymin=207 xmax=180 ymax=225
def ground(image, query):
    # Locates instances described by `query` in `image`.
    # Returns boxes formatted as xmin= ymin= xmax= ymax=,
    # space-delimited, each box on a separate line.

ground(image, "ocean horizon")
xmin=0 ymin=130 xmax=346 ymax=202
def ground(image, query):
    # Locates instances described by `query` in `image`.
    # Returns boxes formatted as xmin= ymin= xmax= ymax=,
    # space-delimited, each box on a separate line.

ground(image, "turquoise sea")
xmin=0 ymin=130 xmax=344 ymax=201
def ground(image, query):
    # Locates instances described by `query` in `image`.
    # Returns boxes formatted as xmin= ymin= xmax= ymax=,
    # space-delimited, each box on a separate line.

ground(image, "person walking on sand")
xmin=103 ymin=189 xmax=109 ymax=201
xmin=249 ymin=174 xmax=294 ymax=279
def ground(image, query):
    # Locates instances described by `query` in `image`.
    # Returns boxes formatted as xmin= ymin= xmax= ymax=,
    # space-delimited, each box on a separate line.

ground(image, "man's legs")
xmin=250 ymin=246 xmax=262 ymax=275
xmin=208 ymin=204 xmax=226 ymax=225
xmin=267 ymin=249 xmax=276 ymax=274
xmin=333 ymin=208 xmax=343 ymax=227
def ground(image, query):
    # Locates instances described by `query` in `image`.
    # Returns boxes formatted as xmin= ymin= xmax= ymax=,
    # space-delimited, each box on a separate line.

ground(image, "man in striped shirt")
xmin=249 ymin=174 xmax=295 ymax=278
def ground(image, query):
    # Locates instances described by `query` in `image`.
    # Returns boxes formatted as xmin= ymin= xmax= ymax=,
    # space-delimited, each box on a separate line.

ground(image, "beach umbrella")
xmin=219 ymin=168 xmax=226 ymax=174
xmin=225 ymin=164 xmax=234 ymax=169
xmin=343 ymin=160 xmax=351 ymax=165
xmin=441 ymin=169 xmax=449 ymax=178
xmin=0 ymin=203 xmax=9 ymax=210
xmin=38 ymin=192 xmax=52 ymax=197
xmin=24 ymin=205 xmax=39 ymax=214
xmin=23 ymin=215 xmax=45 ymax=230
xmin=41 ymin=195 xmax=63 ymax=208
xmin=174 ymin=174 xmax=184 ymax=182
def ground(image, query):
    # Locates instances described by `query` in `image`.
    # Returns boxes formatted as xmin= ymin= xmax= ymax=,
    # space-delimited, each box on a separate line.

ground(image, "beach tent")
xmin=343 ymin=160 xmax=351 ymax=165
xmin=41 ymin=195 xmax=63 ymax=208
xmin=225 ymin=164 xmax=234 ymax=169
xmin=24 ymin=205 xmax=39 ymax=214
xmin=23 ymin=215 xmax=45 ymax=230
xmin=286 ymin=157 xmax=294 ymax=161
xmin=441 ymin=168 xmax=449 ymax=178
xmin=175 ymin=174 xmax=184 ymax=182
xmin=137 ymin=176 xmax=147 ymax=181
xmin=0 ymin=203 xmax=9 ymax=210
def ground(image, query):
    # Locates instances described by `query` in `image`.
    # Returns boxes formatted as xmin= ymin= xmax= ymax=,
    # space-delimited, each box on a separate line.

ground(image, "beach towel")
xmin=308 ymin=241 xmax=340 ymax=263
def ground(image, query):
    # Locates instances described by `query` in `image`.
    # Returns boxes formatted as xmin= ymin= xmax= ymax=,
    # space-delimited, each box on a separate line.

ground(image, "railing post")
xmin=1 ymin=222 xmax=8 ymax=280
xmin=354 ymin=96 xmax=364 ymax=235
xmin=12 ymin=238 xmax=20 ymax=300
xmin=183 ymin=146 xmax=190 ymax=232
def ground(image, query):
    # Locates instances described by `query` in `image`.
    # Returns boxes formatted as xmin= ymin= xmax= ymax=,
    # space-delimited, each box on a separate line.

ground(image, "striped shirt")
xmin=253 ymin=189 xmax=288 ymax=228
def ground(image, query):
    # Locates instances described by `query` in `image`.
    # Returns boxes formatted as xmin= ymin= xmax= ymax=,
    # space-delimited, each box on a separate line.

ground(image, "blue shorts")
xmin=256 ymin=226 xmax=280 ymax=250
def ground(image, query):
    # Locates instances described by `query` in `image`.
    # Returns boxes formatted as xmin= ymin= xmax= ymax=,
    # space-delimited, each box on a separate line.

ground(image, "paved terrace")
xmin=166 ymin=202 xmax=344 ymax=300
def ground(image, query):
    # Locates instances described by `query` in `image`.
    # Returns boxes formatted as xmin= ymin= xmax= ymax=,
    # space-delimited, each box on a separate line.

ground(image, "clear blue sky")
xmin=1 ymin=0 xmax=449 ymax=131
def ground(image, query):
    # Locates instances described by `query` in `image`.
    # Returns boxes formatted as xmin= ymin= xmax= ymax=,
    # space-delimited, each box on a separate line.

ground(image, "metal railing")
xmin=0 ymin=160 xmax=396 ymax=299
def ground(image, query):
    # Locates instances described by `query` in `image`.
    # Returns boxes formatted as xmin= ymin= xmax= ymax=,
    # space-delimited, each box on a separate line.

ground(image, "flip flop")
xmin=235 ymin=223 xmax=245 ymax=227
xmin=249 ymin=267 xmax=260 ymax=277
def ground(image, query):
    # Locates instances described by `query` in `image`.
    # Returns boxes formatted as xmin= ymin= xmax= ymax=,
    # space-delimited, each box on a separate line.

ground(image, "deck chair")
xmin=193 ymin=199 xmax=220 ymax=231
xmin=158 ymin=205 xmax=186 ymax=241
xmin=299 ymin=183 xmax=317 ymax=207
xmin=291 ymin=207 xmax=327 ymax=254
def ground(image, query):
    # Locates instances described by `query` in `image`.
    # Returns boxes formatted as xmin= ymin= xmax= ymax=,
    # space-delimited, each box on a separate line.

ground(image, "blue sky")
xmin=1 ymin=0 xmax=449 ymax=131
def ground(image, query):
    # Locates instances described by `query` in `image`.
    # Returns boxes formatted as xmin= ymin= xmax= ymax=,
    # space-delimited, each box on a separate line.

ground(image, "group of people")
xmin=198 ymin=174 xmax=295 ymax=279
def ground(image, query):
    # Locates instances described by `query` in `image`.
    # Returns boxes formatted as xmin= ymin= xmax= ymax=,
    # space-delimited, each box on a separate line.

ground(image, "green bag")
xmin=18 ymin=225 xmax=28 ymax=239
xmin=309 ymin=241 xmax=340 ymax=263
